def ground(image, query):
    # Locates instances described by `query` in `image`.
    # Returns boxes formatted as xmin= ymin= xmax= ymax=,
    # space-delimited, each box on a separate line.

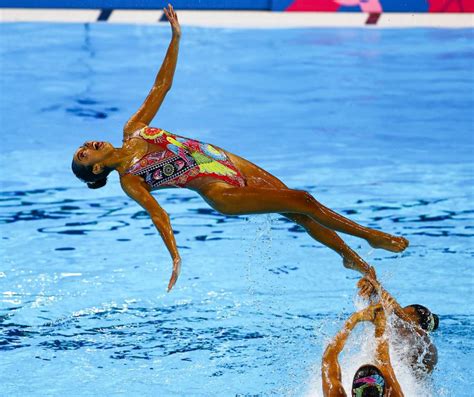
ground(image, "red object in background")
xmin=285 ymin=0 xmax=474 ymax=12
xmin=286 ymin=0 xmax=340 ymax=11
xmin=429 ymin=0 xmax=474 ymax=12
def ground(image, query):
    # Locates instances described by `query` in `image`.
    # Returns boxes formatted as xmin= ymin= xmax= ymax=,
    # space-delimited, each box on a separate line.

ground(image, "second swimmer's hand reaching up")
xmin=358 ymin=267 xmax=401 ymax=315
xmin=357 ymin=266 xmax=379 ymax=300
xmin=164 ymin=4 xmax=181 ymax=38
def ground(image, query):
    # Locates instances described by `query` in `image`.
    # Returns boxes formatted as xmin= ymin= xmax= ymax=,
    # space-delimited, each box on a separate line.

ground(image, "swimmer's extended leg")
xmin=200 ymin=184 xmax=408 ymax=253
xmin=283 ymin=213 xmax=370 ymax=274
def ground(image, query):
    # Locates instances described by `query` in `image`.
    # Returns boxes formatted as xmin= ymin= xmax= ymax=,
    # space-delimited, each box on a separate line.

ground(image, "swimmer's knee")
xmin=294 ymin=190 xmax=321 ymax=213
xmin=294 ymin=190 xmax=315 ymax=204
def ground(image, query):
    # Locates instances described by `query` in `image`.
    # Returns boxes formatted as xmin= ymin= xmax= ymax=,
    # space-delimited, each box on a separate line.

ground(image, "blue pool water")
xmin=0 ymin=23 xmax=473 ymax=396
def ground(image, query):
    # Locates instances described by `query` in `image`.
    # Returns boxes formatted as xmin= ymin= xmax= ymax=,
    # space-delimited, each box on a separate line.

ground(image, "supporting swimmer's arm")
xmin=363 ymin=268 xmax=413 ymax=324
xmin=120 ymin=174 xmax=181 ymax=292
xmin=373 ymin=311 xmax=405 ymax=397
xmin=322 ymin=306 xmax=380 ymax=397
xmin=322 ymin=319 xmax=354 ymax=397
xmin=123 ymin=4 xmax=181 ymax=137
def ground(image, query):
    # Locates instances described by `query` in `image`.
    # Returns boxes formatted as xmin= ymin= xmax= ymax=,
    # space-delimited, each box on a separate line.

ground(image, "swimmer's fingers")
xmin=164 ymin=4 xmax=181 ymax=37
xmin=167 ymin=271 xmax=178 ymax=292
xmin=361 ymin=283 xmax=374 ymax=298
xmin=165 ymin=4 xmax=176 ymax=22
xmin=357 ymin=277 xmax=370 ymax=290
xmin=167 ymin=257 xmax=181 ymax=292
xmin=357 ymin=276 xmax=377 ymax=300
xmin=163 ymin=6 xmax=173 ymax=24
xmin=365 ymin=266 xmax=382 ymax=292
xmin=357 ymin=278 xmax=370 ymax=295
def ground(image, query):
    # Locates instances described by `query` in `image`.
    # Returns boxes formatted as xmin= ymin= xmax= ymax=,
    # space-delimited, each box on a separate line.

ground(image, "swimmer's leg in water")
xmin=200 ymin=184 xmax=408 ymax=255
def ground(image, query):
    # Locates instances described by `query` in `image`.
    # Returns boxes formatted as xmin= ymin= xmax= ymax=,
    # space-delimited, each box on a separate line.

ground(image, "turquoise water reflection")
xmin=0 ymin=24 xmax=473 ymax=396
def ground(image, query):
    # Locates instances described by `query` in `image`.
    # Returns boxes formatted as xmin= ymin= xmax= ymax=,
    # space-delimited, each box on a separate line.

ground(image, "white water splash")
xmin=305 ymin=301 xmax=434 ymax=397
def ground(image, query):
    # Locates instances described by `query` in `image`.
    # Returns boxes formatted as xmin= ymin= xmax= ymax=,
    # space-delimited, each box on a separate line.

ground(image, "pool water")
xmin=0 ymin=23 xmax=473 ymax=396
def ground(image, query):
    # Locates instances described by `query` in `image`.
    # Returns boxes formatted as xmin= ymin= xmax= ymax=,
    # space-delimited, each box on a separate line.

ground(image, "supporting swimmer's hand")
xmin=357 ymin=266 xmax=378 ymax=300
xmin=362 ymin=267 xmax=399 ymax=315
xmin=366 ymin=266 xmax=382 ymax=292
xmin=167 ymin=256 xmax=181 ymax=292
xmin=357 ymin=277 xmax=376 ymax=299
xmin=366 ymin=265 xmax=377 ymax=283
xmin=164 ymin=4 xmax=181 ymax=38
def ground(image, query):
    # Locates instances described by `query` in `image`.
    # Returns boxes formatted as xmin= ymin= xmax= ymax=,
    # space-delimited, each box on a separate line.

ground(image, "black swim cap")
xmin=352 ymin=365 xmax=385 ymax=397
xmin=406 ymin=304 xmax=439 ymax=332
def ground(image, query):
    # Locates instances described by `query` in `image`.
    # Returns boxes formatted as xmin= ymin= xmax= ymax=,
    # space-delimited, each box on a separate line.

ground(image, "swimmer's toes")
xmin=369 ymin=234 xmax=409 ymax=253
xmin=399 ymin=236 xmax=409 ymax=251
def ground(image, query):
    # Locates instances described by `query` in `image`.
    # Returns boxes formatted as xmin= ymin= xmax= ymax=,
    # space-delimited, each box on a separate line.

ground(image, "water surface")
xmin=0 ymin=23 xmax=473 ymax=396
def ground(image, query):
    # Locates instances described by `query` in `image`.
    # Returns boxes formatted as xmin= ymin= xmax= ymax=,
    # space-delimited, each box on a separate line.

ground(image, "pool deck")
xmin=1 ymin=9 xmax=473 ymax=28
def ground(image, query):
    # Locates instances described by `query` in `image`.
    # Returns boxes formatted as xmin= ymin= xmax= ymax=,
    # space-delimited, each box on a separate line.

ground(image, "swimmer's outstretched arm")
xmin=359 ymin=270 xmax=413 ymax=324
xmin=373 ymin=311 xmax=404 ymax=397
xmin=123 ymin=4 xmax=181 ymax=137
xmin=120 ymin=175 xmax=181 ymax=292
xmin=322 ymin=305 xmax=380 ymax=397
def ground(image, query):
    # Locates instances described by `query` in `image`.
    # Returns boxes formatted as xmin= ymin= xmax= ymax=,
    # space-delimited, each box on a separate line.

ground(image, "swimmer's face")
xmin=73 ymin=141 xmax=114 ymax=167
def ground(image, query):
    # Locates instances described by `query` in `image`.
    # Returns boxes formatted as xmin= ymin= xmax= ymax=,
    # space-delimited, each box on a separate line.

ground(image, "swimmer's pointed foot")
xmin=368 ymin=233 xmax=409 ymax=253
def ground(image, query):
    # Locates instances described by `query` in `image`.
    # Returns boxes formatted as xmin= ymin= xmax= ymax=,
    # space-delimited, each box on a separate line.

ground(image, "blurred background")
xmin=1 ymin=0 xmax=473 ymax=26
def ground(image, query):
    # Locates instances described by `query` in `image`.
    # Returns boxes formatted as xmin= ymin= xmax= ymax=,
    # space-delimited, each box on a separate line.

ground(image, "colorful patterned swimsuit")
xmin=124 ymin=127 xmax=246 ymax=189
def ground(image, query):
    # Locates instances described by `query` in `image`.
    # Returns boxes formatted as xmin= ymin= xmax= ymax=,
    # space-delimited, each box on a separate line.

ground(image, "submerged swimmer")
xmin=71 ymin=4 xmax=408 ymax=291
xmin=322 ymin=304 xmax=404 ymax=397
xmin=358 ymin=270 xmax=438 ymax=374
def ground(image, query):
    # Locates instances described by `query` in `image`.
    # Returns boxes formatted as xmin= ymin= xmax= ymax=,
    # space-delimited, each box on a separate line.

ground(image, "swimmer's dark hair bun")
xmin=87 ymin=178 xmax=107 ymax=189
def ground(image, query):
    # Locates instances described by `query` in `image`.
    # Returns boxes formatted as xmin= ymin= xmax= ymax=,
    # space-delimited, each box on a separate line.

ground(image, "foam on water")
xmin=305 ymin=294 xmax=444 ymax=397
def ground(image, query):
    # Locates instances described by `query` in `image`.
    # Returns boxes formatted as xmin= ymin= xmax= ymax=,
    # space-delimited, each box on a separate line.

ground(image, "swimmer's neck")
xmin=102 ymin=146 xmax=140 ymax=173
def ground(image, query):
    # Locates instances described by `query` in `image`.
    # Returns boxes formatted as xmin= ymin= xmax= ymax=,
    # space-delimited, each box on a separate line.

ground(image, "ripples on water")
xmin=1 ymin=187 xmax=472 ymax=237
xmin=1 ymin=23 xmax=473 ymax=396
xmin=1 ymin=187 xmax=473 ymax=395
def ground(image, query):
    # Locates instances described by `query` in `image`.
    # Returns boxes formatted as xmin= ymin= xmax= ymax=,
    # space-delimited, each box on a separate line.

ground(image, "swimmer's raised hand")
xmin=164 ymin=4 xmax=181 ymax=38
xmin=123 ymin=3 xmax=180 ymax=136
xmin=357 ymin=266 xmax=378 ymax=299
xmin=365 ymin=266 xmax=382 ymax=293
xmin=357 ymin=278 xmax=375 ymax=299
xmin=361 ymin=268 xmax=401 ymax=315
